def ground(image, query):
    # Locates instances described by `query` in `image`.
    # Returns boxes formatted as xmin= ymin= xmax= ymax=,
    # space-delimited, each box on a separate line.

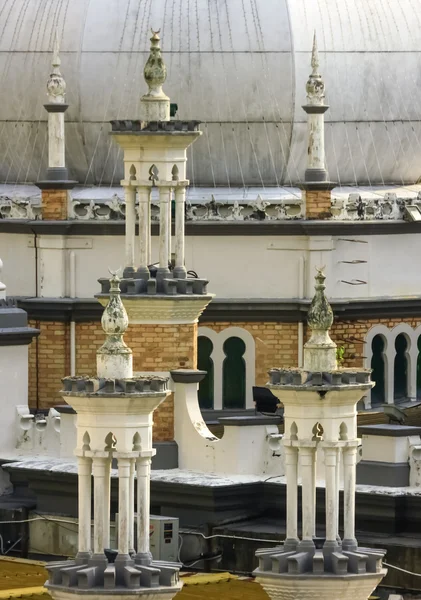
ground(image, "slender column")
xmin=147 ymin=196 xmax=152 ymax=265
xmin=311 ymin=447 xmax=317 ymax=537
xmin=92 ymin=456 xmax=108 ymax=556
xmin=336 ymin=447 xmax=341 ymax=543
xmin=323 ymin=446 xmax=340 ymax=551
xmin=168 ymin=189 xmax=172 ymax=267
xmin=48 ymin=112 xmax=65 ymax=168
xmin=103 ymin=457 xmax=111 ymax=549
xmin=76 ymin=456 xmax=92 ymax=561
xmin=298 ymin=446 xmax=315 ymax=551
xmin=129 ymin=459 xmax=136 ymax=554
xmin=306 ymin=113 xmax=325 ymax=173
xmin=173 ymin=185 xmax=187 ymax=279
xmin=124 ymin=185 xmax=136 ymax=277
xmin=136 ymin=186 xmax=151 ymax=279
xmin=135 ymin=457 xmax=153 ymax=564
xmin=283 ymin=445 xmax=299 ymax=550
xmin=156 ymin=186 xmax=172 ymax=287
xmin=116 ymin=457 xmax=131 ymax=559
xmin=342 ymin=445 xmax=358 ymax=551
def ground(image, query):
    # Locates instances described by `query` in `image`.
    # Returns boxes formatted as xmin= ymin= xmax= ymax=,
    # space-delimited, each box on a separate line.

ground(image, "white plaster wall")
xmin=0 ymin=345 xmax=29 ymax=452
xmin=361 ymin=435 xmax=412 ymax=464
xmin=0 ymin=234 xmax=36 ymax=296
xmin=2 ymin=231 xmax=421 ymax=302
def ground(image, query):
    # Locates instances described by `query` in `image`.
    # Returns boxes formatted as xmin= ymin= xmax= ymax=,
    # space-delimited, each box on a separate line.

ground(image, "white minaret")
xmin=45 ymin=273 xmax=182 ymax=598
xmin=109 ymin=29 xmax=207 ymax=293
xmin=254 ymin=270 xmax=386 ymax=600
xmin=302 ymin=32 xmax=329 ymax=184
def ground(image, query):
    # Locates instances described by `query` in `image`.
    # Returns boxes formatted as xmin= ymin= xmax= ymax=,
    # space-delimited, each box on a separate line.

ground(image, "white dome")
xmin=0 ymin=0 xmax=420 ymax=186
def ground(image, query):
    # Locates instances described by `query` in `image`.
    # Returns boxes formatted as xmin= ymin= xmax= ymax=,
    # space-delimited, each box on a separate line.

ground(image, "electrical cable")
xmin=180 ymin=530 xmax=282 ymax=544
xmin=0 ymin=515 xmax=419 ymax=577
xmin=383 ymin=562 xmax=421 ymax=577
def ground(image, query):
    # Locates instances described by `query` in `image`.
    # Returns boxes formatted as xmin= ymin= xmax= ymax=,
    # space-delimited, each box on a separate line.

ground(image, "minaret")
xmin=37 ymin=28 xmax=76 ymax=220
xmin=96 ymin=29 xmax=213 ymax=449
xmin=301 ymin=33 xmax=335 ymax=220
xmin=45 ymin=272 xmax=182 ymax=598
xmin=253 ymin=269 xmax=386 ymax=600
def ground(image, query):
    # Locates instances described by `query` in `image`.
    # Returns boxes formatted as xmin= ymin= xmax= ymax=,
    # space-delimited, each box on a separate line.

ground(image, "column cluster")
xmin=46 ymin=275 xmax=180 ymax=593
xmin=122 ymin=176 xmax=189 ymax=287
xmin=283 ymin=434 xmax=358 ymax=553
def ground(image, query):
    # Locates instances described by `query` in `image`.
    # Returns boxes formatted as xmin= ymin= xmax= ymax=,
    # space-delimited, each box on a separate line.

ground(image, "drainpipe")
xmin=298 ymin=257 xmax=306 ymax=367
xmin=69 ymin=251 xmax=76 ymax=376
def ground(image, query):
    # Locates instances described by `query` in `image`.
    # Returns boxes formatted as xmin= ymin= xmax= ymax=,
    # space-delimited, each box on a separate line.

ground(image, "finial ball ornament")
xmin=307 ymin=267 xmax=334 ymax=332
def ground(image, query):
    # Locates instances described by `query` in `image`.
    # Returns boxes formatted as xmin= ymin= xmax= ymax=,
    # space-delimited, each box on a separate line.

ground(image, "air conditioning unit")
xmin=150 ymin=515 xmax=179 ymax=562
xmin=114 ymin=514 xmax=179 ymax=563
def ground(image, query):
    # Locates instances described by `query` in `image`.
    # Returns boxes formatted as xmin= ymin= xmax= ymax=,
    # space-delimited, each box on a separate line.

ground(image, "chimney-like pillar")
xmin=37 ymin=28 xmax=76 ymax=220
xmin=302 ymin=33 xmax=335 ymax=220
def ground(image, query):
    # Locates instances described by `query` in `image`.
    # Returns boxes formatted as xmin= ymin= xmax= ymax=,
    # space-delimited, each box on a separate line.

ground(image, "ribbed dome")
xmin=0 ymin=0 xmax=420 ymax=186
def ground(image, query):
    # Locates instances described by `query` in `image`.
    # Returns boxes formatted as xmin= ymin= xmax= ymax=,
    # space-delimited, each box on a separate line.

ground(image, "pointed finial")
xmin=47 ymin=27 xmax=66 ymax=103
xmin=305 ymin=31 xmax=325 ymax=106
xmin=0 ymin=258 xmax=6 ymax=300
xmin=97 ymin=270 xmax=132 ymax=379
xmin=100 ymin=269 xmax=129 ymax=339
xmin=311 ymin=31 xmax=319 ymax=76
xmin=52 ymin=27 xmax=61 ymax=70
xmin=143 ymin=28 xmax=168 ymax=98
xmin=307 ymin=268 xmax=333 ymax=332
xmin=303 ymin=268 xmax=337 ymax=371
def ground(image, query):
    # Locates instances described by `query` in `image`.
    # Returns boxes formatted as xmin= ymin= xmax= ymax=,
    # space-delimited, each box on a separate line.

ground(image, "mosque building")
xmin=0 ymin=1 xmax=421 ymax=595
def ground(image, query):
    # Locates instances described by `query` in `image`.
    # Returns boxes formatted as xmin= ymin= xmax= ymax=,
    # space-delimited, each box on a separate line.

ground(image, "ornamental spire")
xmin=303 ymin=268 xmax=337 ymax=371
xmin=305 ymin=31 xmax=325 ymax=106
xmin=139 ymin=28 xmax=170 ymax=122
xmin=143 ymin=29 xmax=168 ymax=98
xmin=47 ymin=27 xmax=66 ymax=103
xmin=97 ymin=271 xmax=132 ymax=379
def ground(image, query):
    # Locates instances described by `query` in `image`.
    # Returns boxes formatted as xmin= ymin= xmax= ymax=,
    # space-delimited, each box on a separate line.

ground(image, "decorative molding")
xmin=97 ymin=294 xmax=214 ymax=325
xmin=2 ymin=189 xmax=421 ymax=223
xmin=14 ymin=296 xmax=421 ymax=324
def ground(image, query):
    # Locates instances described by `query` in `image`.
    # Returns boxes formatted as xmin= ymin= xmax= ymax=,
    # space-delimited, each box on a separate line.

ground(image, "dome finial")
xmin=143 ymin=28 xmax=167 ymax=98
xmin=303 ymin=268 xmax=337 ymax=371
xmin=311 ymin=30 xmax=319 ymax=77
xmin=100 ymin=269 xmax=129 ymax=340
xmin=96 ymin=269 xmax=133 ymax=379
xmin=306 ymin=31 xmax=325 ymax=106
xmin=47 ymin=27 xmax=66 ymax=103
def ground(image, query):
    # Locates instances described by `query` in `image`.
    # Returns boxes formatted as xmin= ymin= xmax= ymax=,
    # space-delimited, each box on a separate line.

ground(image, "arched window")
xmin=197 ymin=326 xmax=255 ymax=410
xmin=394 ymin=333 xmax=408 ymax=400
xmin=197 ymin=336 xmax=214 ymax=409
xmin=222 ymin=337 xmax=246 ymax=409
xmin=371 ymin=334 xmax=386 ymax=405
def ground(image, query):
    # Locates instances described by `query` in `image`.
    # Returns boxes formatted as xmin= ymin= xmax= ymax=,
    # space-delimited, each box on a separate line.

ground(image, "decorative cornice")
xmin=3 ymin=219 xmax=421 ymax=236
xmin=14 ymin=296 xmax=421 ymax=323
xmin=0 ymin=326 xmax=40 ymax=346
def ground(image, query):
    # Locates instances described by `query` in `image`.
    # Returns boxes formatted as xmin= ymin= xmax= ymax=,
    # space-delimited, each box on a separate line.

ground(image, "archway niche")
xmin=394 ymin=333 xmax=408 ymax=401
xmin=222 ymin=336 xmax=246 ymax=409
xmin=371 ymin=334 xmax=386 ymax=405
xmin=197 ymin=336 xmax=214 ymax=409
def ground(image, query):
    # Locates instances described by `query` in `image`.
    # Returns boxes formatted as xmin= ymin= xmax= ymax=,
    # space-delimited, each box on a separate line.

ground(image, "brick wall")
xmin=304 ymin=189 xmax=332 ymax=219
xmin=41 ymin=189 xmax=68 ymax=220
xmin=75 ymin=322 xmax=197 ymax=441
xmin=330 ymin=317 xmax=421 ymax=368
xmin=28 ymin=320 xmax=70 ymax=410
